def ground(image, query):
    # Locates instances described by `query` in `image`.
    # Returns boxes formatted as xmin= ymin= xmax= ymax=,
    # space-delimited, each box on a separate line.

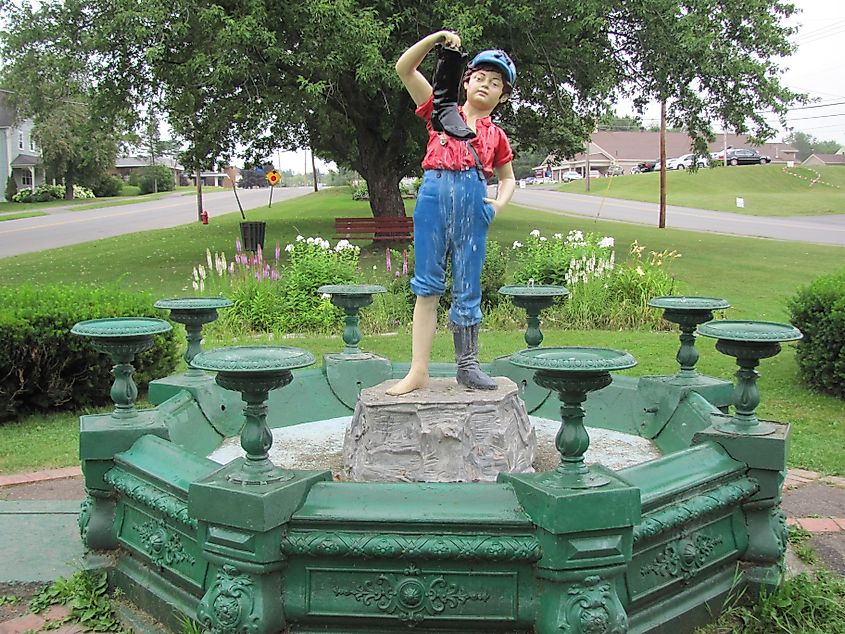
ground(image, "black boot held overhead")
xmin=431 ymin=45 xmax=476 ymax=140
xmin=452 ymin=322 xmax=497 ymax=390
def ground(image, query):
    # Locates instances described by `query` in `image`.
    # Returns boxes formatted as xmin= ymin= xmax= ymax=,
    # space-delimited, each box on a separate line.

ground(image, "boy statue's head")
xmin=462 ymin=49 xmax=516 ymax=107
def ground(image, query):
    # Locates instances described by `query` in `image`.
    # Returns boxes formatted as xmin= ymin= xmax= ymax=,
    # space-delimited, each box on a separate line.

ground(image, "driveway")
xmin=510 ymin=188 xmax=845 ymax=247
xmin=0 ymin=187 xmax=313 ymax=258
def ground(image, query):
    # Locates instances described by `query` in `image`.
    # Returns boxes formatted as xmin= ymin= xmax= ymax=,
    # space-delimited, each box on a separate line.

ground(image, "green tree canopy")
xmin=786 ymin=130 xmax=843 ymax=162
xmin=0 ymin=2 xmax=124 ymax=198
xmin=2 ymin=0 xmax=804 ymax=214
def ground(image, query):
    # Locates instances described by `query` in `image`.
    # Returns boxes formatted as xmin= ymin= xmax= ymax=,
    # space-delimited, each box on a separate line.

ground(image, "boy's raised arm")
xmin=395 ymin=30 xmax=461 ymax=107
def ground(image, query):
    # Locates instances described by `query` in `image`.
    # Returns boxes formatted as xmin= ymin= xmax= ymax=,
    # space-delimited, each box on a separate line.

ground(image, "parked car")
xmin=665 ymin=157 xmax=681 ymax=170
xmin=607 ymin=166 xmax=624 ymax=176
xmin=674 ymin=153 xmax=709 ymax=169
xmin=712 ymin=148 xmax=772 ymax=166
xmin=637 ymin=160 xmax=657 ymax=173
xmin=561 ymin=170 xmax=583 ymax=182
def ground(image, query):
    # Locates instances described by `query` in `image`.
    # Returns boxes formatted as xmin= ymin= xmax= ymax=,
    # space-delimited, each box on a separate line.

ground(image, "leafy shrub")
xmin=508 ymin=229 xmax=678 ymax=329
xmin=90 ymin=174 xmax=124 ymax=198
xmin=5 ymin=175 xmax=17 ymax=202
xmin=121 ymin=184 xmax=141 ymax=196
xmin=788 ymin=269 xmax=845 ymax=398
xmin=0 ymin=285 xmax=180 ymax=423
xmin=351 ymin=183 xmax=369 ymax=200
xmin=73 ymin=185 xmax=95 ymax=199
xmin=195 ymin=237 xmax=360 ymax=333
xmin=137 ymin=165 xmax=175 ymax=194
xmin=11 ymin=183 xmax=94 ymax=203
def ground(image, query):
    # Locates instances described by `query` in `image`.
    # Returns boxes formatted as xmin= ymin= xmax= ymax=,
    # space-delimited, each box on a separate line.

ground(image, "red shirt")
xmin=415 ymin=96 xmax=513 ymax=180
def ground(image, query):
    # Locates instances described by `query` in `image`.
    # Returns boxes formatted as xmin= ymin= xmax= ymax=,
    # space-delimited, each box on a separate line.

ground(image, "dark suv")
xmin=722 ymin=148 xmax=771 ymax=166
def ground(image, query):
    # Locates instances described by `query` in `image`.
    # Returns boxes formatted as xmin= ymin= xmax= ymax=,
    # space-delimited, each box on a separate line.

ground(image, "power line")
xmin=785 ymin=112 xmax=845 ymax=122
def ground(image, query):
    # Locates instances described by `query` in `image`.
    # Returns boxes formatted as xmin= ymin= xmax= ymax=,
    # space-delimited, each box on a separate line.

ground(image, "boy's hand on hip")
xmin=437 ymin=30 xmax=461 ymax=49
xmin=484 ymin=198 xmax=503 ymax=216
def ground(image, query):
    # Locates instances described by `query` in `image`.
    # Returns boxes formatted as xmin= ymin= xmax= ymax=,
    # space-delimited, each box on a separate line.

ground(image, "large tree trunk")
xmin=356 ymin=127 xmax=405 ymax=218
xmin=63 ymin=177 xmax=74 ymax=200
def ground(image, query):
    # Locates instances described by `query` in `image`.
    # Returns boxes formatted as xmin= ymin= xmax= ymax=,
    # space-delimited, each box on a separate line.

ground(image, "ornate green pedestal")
xmin=189 ymin=346 xmax=331 ymax=634
xmin=499 ymin=284 xmax=569 ymax=348
xmin=695 ymin=320 xmax=802 ymax=591
xmin=492 ymin=285 xmax=569 ymax=412
xmin=318 ymin=284 xmax=386 ymax=357
xmin=154 ymin=297 xmax=233 ymax=379
xmin=72 ymin=318 xmax=173 ymax=549
xmin=649 ymin=296 xmax=730 ymax=382
xmin=503 ymin=346 xmax=640 ymax=634
xmin=318 ymin=284 xmax=392 ymax=409
xmin=698 ymin=320 xmax=802 ymax=436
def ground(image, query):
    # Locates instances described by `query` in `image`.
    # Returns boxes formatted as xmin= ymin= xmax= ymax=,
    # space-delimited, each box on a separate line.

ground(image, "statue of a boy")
xmin=389 ymin=30 xmax=516 ymax=395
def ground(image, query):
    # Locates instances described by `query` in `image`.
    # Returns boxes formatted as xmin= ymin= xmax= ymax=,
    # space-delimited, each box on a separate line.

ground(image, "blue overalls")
xmin=410 ymin=169 xmax=495 ymax=327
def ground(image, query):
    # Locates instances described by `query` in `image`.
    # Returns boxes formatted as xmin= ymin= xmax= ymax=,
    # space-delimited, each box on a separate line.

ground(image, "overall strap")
xmin=465 ymin=141 xmax=488 ymax=183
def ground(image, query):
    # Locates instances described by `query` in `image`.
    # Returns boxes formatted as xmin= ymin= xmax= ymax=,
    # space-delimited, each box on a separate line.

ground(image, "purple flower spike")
xmin=275 ymin=241 xmax=281 ymax=261
xmin=386 ymin=248 xmax=392 ymax=273
xmin=228 ymin=262 xmax=235 ymax=274
xmin=402 ymin=250 xmax=408 ymax=275
xmin=271 ymin=268 xmax=279 ymax=281
xmin=236 ymin=238 xmax=242 ymax=253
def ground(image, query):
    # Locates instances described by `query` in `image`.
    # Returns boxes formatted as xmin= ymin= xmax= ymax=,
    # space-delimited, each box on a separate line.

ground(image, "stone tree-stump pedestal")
xmin=343 ymin=377 xmax=535 ymax=482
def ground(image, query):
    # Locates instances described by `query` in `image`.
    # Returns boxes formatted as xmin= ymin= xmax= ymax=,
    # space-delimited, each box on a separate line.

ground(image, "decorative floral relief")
xmin=562 ymin=575 xmax=627 ymax=634
xmin=135 ymin=518 xmax=195 ymax=568
xmin=78 ymin=496 xmax=93 ymax=542
xmin=197 ymin=565 xmax=260 ymax=634
xmin=640 ymin=533 xmax=724 ymax=581
xmin=333 ymin=563 xmax=489 ymax=626
xmin=281 ymin=531 xmax=541 ymax=561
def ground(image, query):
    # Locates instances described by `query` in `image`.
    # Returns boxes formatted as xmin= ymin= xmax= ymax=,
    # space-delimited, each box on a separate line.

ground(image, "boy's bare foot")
xmin=386 ymin=369 xmax=429 ymax=395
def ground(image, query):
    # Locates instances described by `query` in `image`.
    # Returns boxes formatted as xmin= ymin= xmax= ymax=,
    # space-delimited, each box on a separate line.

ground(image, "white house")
xmin=0 ymin=89 xmax=46 ymax=197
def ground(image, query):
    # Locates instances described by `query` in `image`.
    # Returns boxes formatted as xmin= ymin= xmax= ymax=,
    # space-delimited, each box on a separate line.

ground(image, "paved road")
xmin=0 ymin=187 xmax=313 ymax=258
xmin=510 ymin=188 xmax=845 ymax=246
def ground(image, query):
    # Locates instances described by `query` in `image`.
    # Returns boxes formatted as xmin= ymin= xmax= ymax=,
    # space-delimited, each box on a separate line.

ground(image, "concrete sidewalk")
xmin=0 ymin=465 xmax=843 ymax=632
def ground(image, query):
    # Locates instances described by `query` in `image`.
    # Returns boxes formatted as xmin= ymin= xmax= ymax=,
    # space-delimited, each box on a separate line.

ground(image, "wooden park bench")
xmin=334 ymin=216 xmax=414 ymax=242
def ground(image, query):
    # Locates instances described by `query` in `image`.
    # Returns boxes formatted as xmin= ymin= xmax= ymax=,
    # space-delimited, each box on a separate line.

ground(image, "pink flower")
xmin=402 ymin=250 xmax=408 ymax=275
xmin=256 ymin=244 xmax=263 ymax=264
xmin=228 ymin=262 xmax=235 ymax=274
xmin=235 ymin=238 xmax=242 ymax=253
xmin=385 ymin=248 xmax=392 ymax=273
xmin=271 ymin=268 xmax=279 ymax=281
xmin=255 ymin=270 xmax=260 ymax=280
xmin=395 ymin=271 xmax=401 ymax=278
xmin=275 ymin=241 xmax=281 ymax=261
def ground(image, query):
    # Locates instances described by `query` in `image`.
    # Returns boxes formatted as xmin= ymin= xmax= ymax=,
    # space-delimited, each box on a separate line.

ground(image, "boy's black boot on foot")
xmin=452 ymin=322 xmax=497 ymax=390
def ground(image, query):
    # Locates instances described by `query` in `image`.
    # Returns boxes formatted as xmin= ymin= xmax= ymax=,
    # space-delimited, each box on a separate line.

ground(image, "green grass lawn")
xmin=0 ymin=211 xmax=48 ymax=221
xmin=0 ymin=187 xmax=842 ymax=474
xmin=559 ymin=164 xmax=845 ymax=216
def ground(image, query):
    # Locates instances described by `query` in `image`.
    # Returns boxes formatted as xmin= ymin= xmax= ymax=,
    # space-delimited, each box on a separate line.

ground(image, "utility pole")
xmin=723 ymin=130 xmax=728 ymax=167
xmin=659 ymin=100 xmax=667 ymax=229
xmin=585 ymin=140 xmax=591 ymax=192
xmin=311 ymin=148 xmax=318 ymax=192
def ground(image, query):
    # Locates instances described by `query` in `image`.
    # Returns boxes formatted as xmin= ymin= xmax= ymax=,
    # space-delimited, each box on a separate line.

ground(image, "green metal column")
xmin=694 ymin=423 xmax=790 ymax=591
xmin=189 ymin=468 xmax=331 ymax=633
xmin=502 ymin=469 xmax=641 ymax=633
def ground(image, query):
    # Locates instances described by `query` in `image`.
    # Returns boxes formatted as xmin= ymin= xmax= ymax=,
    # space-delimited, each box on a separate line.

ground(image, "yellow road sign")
xmin=266 ymin=170 xmax=281 ymax=185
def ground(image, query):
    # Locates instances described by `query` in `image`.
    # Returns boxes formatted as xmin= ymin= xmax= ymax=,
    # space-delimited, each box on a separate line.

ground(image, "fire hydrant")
xmin=200 ymin=209 xmax=209 ymax=225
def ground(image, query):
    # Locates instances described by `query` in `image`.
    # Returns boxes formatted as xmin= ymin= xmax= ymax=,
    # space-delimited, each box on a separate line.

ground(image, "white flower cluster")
xmin=206 ymin=248 xmax=228 ymax=277
xmin=191 ymin=264 xmax=207 ymax=291
xmin=564 ymin=251 xmax=615 ymax=286
xmin=286 ymin=236 xmax=359 ymax=254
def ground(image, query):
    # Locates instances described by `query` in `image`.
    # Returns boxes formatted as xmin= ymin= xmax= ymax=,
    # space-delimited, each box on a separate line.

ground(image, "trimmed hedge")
xmin=788 ymin=270 xmax=845 ymax=399
xmin=0 ymin=285 xmax=180 ymax=422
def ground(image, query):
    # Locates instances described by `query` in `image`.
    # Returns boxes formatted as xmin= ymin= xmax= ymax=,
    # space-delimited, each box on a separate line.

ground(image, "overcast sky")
xmin=625 ymin=0 xmax=845 ymax=148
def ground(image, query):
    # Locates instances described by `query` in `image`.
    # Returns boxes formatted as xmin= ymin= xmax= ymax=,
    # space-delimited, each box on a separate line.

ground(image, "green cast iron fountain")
xmin=74 ymin=301 xmax=801 ymax=634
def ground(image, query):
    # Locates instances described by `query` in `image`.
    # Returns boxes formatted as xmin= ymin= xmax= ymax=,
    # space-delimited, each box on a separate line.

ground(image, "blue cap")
xmin=469 ymin=49 xmax=516 ymax=86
